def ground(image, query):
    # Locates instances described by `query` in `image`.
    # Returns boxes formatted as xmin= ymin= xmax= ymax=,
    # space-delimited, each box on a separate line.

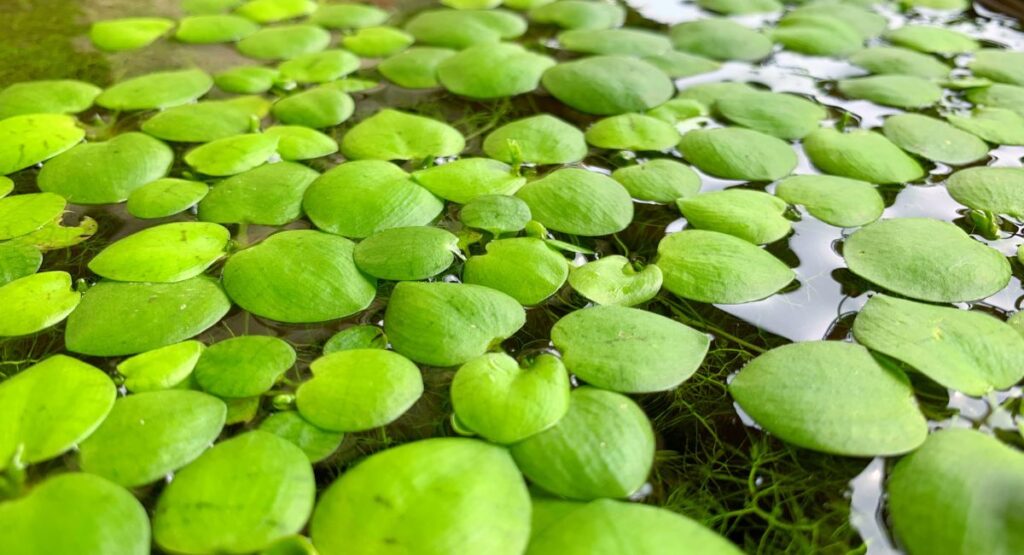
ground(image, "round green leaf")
xmin=154 ymin=431 xmax=315 ymax=554
xmin=584 ymin=114 xmax=679 ymax=151
xmin=541 ymin=56 xmax=673 ymax=115
xmin=515 ymin=168 xmax=633 ymax=236
xmin=235 ymin=0 xmax=317 ymax=23
xmin=184 ymin=0 xmax=245 ymax=14
xmin=451 ymin=352 xmax=569 ymax=444
xmin=460 ymin=194 xmax=533 ymax=234
xmin=340 ymin=109 xmax=465 ymax=160
xmin=850 ymin=46 xmax=950 ymax=79
xmin=353 ymin=226 xmax=458 ymax=280
xmin=90 ymin=17 xmax=174 ymax=52
xmin=730 ymin=341 xmax=927 ymax=456
xmin=223 ymin=230 xmax=376 ymax=323
xmin=698 ymin=0 xmax=780 ymax=14
xmin=237 ymin=24 xmax=331 ymax=60
xmin=0 ymin=355 xmax=115 ymax=469
xmin=412 ymin=158 xmax=525 ymax=203
xmin=882 ymin=113 xmax=989 ymax=165
xmin=78 ymin=390 xmax=226 ymax=487
xmin=676 ymin=81 xmax=757 ymax=109
xmin=259 ymin=411 xmax=344 ymax=463
xmin=555 ymin=305 xmax=708 ymax=392
xmin=843 ymin=218 xmax=1010 ymax=303
xmin=199 ymin=162 xmax=320 ymax=225
xmin=641 ymin=50 xmax=720 ymax=78
xmin=463 ymin=237 xmax=569 ymax=305
xmin=38 ymin=132 xmax=173 ymax=204
xmin=141 ymin=100 xmax=253 ymax=142
xmin=947 ymin=107 xmax=1024 ymax=145
xmin=0 ymin=114 xmax=84 ymax=175
xmin=176 ymin=14 xmax=259 ymax=43
xmin=528 ymin=1 xmax=625 ymax=30
xmin=888 ymin=429 xmax=1024 ymax=555
xmin=88 ymin=222 xmax=229 ymax=283
xmin=378 ymin=47 xmax=456 ymax=89
xmin=438 ymin=42 xmax=554 ymax=99
xmin=323 ymin=325 xmax=387 ymax=354
xmin=678 ymin=189 xmax=791 ymax=244
xmin=311 ymin=438 xmax=530 ymax=555
xmin=296 ymin=349 xmax=423 ymax=432
xmin=0 ymin=242 xmax=43 ymax=286
xmin=65 ymin=276 xmax=232 ymax=356
xmin=311 ymin=3 xmax=389 ymax=29
xmin=116 ymin=340 xmax=205 ymax=392
xmin=656 ymin=229 xmax=794 ymax=304
xmin=716 ymin=91 xmax=827 ymax=140
xmin=0 ymin=473 xmax=149 ymax=555
xmin=969 ymin=49 xmax=1024 ymax=86
xmin=215 ymin=65 xmax=280 ymax=94
xmin=853 ymin=294 xmax=1024 ymax=396
xmin=803 ymin=128 xmax=925 ymax=184
xmin=264 ymin=125 xmax=337 ymax=160
xmin=787 ymin=1 xmax=885 ymax=39
xmin=278 ymin=50 xmax=360 ymax=84
xmin=774 ymin=174 xmax=883 ymax=227
xmin=838 ymin=75 xmax=942 ymax=108
xmin=383 ymin=281 xmax=525 ymax=367
xmin=194 ymin=335 xmax=296 ymax=398
xmin=966 ymin=84 xmax=1024 ymax=118
xmin=511 ymin=386 xmax=654 ymax=499
xmin=483 ymin=114 xmax=587 ymax=165
xmin=557 ymin=27 xmax=672 ymax=57
xmin=404 ymin=9 xmax=527 ymax=49
xmin=185 ymin=133 xmax=279 ymax=176
xmin=341 ymin=26 xmax=413 ymax=57
xmin=611 ymin=159 xmax=701 ymax=203
xmin=0 ymin=192 xmax=65 ymax=240
xmin=568 ymin=256 xmax=663 ymax=306
xmin=127 ymin=178 xmax=209 ymax=219
xmin=669 ymin=19 xmax=772 ymax=61
xmin=272 ymin=86 xmax=354 ymax=128
xmin=304 ymin=160 xmax=443 ymax=237
xmin=771 ymin=14 xmax=863 ymax=57
xmin=0 ymin=271 xmax=80 ymax=337
xmin=0 ymin=80 xmax=101 ymax=119
xmin=679 ymin=127 xmax=797 ymax=182
xmin=97 ymin=69 xmax=213 ymax=111
xmin=527 ymin=498 xmax=743 ymax=555
xmin=886 ymin=25 xmax=979 ymax=54
xmin=947 ymin=167 xmax=1024 ymax=218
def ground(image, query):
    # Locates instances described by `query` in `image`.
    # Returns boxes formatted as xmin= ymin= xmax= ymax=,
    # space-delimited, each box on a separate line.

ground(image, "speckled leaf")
xmin=127 ymin=178 xmax=209 ymax=219
xmin=78 ymin=390 xmax=226 ymax=487
xmin=222 ymin=230 xmax=376 ymax=323
xmin=0 ymin=271 xmax=80 ymax=337
xmin=803 ymin=128 xmax=924 ymax=184
xmin=383 ymin=281 xmax=525 ymax=367
xmin=730 ymin=341 xmax=927 ymax=455
xmin=0 ymin=114 xmax=84 ymax=175
xmin=483 ymin=114 xmax=587 ymax=165
xmin=511 ymin=387 xmax=654 ymax=500
xmin=353 ymin=226 xmax=458 ymax=280
xmin=65 ymin=276 xmax=231 ymax=356
xmin=0 ymin=242 xmax=42 ymax=286
xmin=0 ymin=192 xmax=66 ymax=240
xmin=656 ymin=230 xmax=794 ymax=304
xmin=774 ymin=174 xmax=883 ymax=227
xmin=678 ymin=189 xmax=791 ymax=244
xmin=97 ymin=69 xmax=213 ymax=111
xmin=679 ymin=127 xmax=797 ymax=181
xmin=153 ymin=431 xmax=315 ymax=554
xmin=0 ymin=355 xmax=115 ymax=470
xmin=843 ymin=218 xmax=1010 ymax=302
xmin=310 ymin=438 xmax=530 ymax=555
xmin=304 ymin=160 xmax=443 ymax=237
xmin=463 ymin=237 xmax=569 ymax=305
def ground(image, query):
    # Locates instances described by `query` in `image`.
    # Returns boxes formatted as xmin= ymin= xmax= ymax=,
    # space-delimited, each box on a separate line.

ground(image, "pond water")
xmin=2 ymin=0 xmax=1023 ymax=553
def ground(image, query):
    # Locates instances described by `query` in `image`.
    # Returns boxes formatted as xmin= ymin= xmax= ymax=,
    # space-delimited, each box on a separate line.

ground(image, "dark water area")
xmin=2 ymin=0 xmax=1023 ymax=553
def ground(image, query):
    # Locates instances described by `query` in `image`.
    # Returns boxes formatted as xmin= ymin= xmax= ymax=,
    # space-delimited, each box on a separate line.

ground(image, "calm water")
xmin=2 ymin=0 xmax=1023 ymax=553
